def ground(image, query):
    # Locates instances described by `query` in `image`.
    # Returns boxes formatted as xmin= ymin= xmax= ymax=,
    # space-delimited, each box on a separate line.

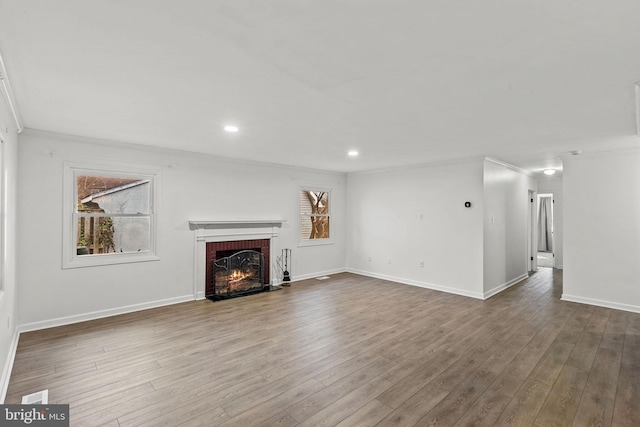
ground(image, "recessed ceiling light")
xmin=348 ymin=150 xmax=359 ymax=157
xmin=543 ymin=169 xmax=556 ymax=176
xmin=224 ymin=125 xmax=239 ymax=132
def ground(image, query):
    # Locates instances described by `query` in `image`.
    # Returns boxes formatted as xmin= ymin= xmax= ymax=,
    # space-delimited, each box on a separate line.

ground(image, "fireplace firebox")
xmin=210 ymin=249 xmax=266 ymax=300
xmin=205 ymin=239 xmax=271 ymax=299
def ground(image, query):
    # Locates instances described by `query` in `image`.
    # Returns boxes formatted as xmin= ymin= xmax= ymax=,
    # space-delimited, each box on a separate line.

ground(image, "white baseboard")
xmin=561 ymin=294 xmax=640 ymax=314
xmin=18 ymin=294 xmax=194 ymax=333
xmin=346 ymin=268 xmax=484 ymax=300
xmin=483 ymin=273 xmax=528 ymax=300
xmin=282 ymin=268 xmax=347 ymax=284
xmin=1 ymin=327 xmax=19 ymax=403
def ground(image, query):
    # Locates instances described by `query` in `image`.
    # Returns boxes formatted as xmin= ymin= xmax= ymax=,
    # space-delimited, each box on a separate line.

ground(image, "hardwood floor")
xmin=6 ymin=269 xmax=640 ymax=426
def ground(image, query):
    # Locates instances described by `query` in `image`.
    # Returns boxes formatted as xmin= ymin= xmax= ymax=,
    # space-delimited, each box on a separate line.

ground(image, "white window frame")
xmin=298 ymin=186 xmax=334 ymax=247
xmin=62 ymin=162 xmax=160 ymax=269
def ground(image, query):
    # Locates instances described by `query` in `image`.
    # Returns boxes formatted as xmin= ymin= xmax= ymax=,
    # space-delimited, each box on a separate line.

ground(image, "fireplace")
xmin=211 ymin=249 xmax=265 ymax=299
xmin=205 ymin=239 xmax=270 ymax=299
xmin=189 ymin=219 xmax=284 ymax=300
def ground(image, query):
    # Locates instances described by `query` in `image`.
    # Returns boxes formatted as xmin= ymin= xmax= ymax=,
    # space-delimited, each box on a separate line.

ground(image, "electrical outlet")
xmin=419 ymin=261 xmax=424 ymax=268
xmin=368 ymin=256 xmax=372 ymax=262
xmin=387 ymin=258 xmax=392 ymax=265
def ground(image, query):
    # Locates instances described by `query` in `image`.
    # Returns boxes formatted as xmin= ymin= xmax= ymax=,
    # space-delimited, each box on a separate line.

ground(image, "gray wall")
xmin=563 ymin=149 xmax=640 ymax=313
xmin=345 ymin=158 xmax=535 ymax=299
xmin=483 ymin=159 xmax=536 ymax=296
xmin=346 ymin=159 xmax=485 ymax=298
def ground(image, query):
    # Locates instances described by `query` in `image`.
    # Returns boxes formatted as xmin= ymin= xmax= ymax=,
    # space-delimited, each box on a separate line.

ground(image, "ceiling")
xmin=1 ymin=1 xmax=639 ymax=175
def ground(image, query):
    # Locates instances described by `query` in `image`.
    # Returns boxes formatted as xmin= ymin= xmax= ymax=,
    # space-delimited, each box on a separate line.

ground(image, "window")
xmin=63 ymin=163 xmax=159 ymax=268
xmin=299 ymin=187 xmax=332 ymax=245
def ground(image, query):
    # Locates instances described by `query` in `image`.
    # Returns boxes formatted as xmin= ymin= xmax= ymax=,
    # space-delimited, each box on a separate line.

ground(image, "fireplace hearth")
xmin=210 ymin=249 xmax=266 ymax=300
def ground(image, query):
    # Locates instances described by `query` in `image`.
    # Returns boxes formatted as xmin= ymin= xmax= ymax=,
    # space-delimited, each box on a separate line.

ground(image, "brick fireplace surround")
xmin=189 ymin=220 xmax=284 ymax=300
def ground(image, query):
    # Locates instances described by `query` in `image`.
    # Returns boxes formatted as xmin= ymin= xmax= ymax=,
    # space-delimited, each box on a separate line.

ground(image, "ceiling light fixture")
xmin=224 ymin=125 xmax=239 ymax=133
xmin=348 ymin=150 xmax=359 ymax=157
xmin=543 ymin=169 xmax=556 ymax=176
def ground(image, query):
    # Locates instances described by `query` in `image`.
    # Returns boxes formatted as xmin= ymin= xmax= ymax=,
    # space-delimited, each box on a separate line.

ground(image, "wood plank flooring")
xmin=6 ymin=269 xmax=640 ymax=426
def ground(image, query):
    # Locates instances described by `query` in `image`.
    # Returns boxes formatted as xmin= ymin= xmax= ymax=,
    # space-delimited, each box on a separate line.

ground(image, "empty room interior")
xmin=1 ymin=1 xmax=640 ymax=426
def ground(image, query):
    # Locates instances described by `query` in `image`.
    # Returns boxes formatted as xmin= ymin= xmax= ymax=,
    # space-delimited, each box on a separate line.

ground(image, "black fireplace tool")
xmin=282 ymin=248 xmax=291 ymax=286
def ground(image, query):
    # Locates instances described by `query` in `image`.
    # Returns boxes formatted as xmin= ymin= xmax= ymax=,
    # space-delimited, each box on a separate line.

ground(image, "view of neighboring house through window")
xmin=76 ymin=174 xmax=152 ymax=256
xmin=300 ymin=188 xmax=330 ymax=242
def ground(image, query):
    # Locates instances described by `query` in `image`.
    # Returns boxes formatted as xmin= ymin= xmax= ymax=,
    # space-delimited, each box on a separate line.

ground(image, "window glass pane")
xmin=300 ymin=191 xmax=312 ymax=215
xmin=317 ymin=192 xmax=329 ymax=213
xmin=77 ymin=216 xmax=151 ymax=255
xmin=299 ymin=190 xmax=329 ymax=215
xmin=300 ymin=216 xmax=330 ymax=240
xmin=77 ymin=175 xmax=150 ymax=214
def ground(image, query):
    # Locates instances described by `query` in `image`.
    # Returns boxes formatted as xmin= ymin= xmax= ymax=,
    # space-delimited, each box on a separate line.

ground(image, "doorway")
xmin=537 ymin=193 xmax=554 ymax=268
xmin=528 ymin=190 xmax=535 ymax=273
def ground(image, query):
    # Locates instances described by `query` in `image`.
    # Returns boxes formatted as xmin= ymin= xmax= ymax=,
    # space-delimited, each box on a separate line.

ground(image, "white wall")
xmin=537 ymin=175 xmax=563 ymax=269
xmin=563 ymin=149 xmax=640 ymax=313
xmin=17 ymin=130 xmax=346 ymax=330
xmin=346 ymin=159 xmax=485 ymax=298
xmin=0 ymin=102 xmax=19 ymax=402
xmin=483 ymin=159 xmax=536 ymax=297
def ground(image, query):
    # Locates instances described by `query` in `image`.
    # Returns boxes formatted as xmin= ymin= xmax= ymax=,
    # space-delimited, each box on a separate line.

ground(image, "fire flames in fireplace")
xmin=226 ymin=269 xmax=259 ymax=291
xmin=229 ymin=269 xmax=251 ymax=283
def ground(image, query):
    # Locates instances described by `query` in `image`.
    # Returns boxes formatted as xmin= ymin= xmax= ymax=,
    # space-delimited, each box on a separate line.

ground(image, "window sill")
xmin=62 ymin=252 xmax=160 ymax=269
xmin=298 ymin=239 xmax=335 ymax=248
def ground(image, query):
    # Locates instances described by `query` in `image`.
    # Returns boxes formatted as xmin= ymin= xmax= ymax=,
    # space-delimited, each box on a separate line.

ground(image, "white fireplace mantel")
xmin=189 ymin=219 xmax=285 ymax=229
xmin=190 ymin=219 xmax=286 ymax=299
